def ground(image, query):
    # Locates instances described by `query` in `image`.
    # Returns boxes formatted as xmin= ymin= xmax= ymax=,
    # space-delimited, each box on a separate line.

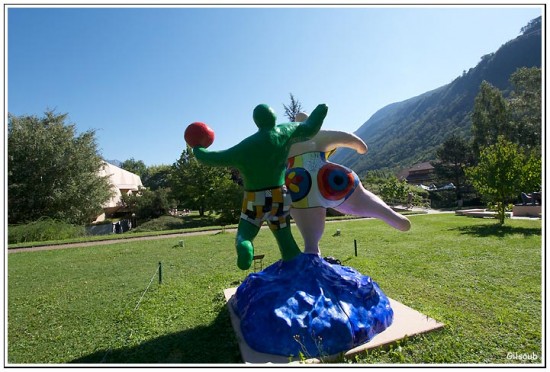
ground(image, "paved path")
xmin=7 ymin=228 xmax=239 ymax=253
xmin=7 ymin=209 xmax=445 ymax=254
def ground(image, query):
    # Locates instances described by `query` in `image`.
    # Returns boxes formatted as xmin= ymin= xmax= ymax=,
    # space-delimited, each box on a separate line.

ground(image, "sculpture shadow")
xmin=452 ymin=223 xmax=541 ymax=238
xmin=70 ymin=307 xmax=242 ymax=364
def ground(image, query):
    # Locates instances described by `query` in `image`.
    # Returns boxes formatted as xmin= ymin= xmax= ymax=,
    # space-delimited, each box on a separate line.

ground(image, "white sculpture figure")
xmin=286 ymin=112 xmax=411 ymax=255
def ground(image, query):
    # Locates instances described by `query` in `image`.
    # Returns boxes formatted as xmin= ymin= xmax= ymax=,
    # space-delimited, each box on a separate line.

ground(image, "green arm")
xmin=290 ymin=103 xmax=328 ymax=143
xmin=192 ymin=146 xmax=241 ymax=167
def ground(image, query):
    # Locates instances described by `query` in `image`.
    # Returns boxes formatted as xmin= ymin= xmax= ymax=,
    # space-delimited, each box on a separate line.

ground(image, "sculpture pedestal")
xmin=224 ymin=255 xmax=444 ymax=364
xmin=225 ymin=288 xmax=444 ymax=363
xmin=230 ymin=254 xmax=393 ymax=358
xmin=224 ymin=288 xmax=444 ymax=363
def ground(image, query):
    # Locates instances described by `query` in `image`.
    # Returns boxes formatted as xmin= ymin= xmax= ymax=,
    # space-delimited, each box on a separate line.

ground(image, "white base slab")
xmin=223 ymin=287 xmax=444 ymax=364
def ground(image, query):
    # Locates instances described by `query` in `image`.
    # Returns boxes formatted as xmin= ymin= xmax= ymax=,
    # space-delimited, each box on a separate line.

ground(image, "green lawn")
xmin=7 ymin=214 xmax=542 ymax=365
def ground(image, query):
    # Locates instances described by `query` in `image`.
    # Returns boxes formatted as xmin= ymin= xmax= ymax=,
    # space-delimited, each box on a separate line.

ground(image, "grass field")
xmin=7 ymin=212 xmax=421 ymax=250
xmin=7 ymin=214 xmax=542 ymax=365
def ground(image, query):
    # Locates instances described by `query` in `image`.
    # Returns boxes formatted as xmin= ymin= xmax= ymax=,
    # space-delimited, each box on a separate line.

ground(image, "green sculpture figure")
xmin=191 ymin=103 xmax=328 ymax=270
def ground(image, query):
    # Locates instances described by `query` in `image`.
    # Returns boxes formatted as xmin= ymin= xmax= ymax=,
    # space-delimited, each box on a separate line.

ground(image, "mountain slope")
xmin=331 ymin=18 xmax=542 ymax=176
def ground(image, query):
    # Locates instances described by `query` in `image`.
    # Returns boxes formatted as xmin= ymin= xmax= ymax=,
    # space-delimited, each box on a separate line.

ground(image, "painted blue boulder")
xmin=233 ymin=253 xmax=393 ymax=357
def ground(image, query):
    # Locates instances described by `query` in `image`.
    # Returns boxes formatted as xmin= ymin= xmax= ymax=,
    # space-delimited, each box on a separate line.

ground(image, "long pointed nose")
xmin=335 ymin=183 xmax=411 ymax=231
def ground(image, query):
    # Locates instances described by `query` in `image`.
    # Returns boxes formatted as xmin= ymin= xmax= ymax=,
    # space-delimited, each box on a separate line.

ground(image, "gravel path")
xmin=7 ymin=228 xmax=238 ymax=253
xmin=8 ymin=209 xmax=443 ymax=254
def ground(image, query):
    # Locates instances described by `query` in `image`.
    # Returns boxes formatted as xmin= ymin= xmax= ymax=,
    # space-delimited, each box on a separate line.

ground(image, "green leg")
xmin=272 ymin=220 xmax=301 ymax=261
xmin=235 ymin=219 xmax=260 ymax=270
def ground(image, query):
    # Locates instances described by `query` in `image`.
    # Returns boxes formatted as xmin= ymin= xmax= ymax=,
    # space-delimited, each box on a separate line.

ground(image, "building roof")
xmin=398 ymin=161 xmax=436 ymax=184
xmin=99 ymin=162 xmax=143 ymax=209
xmin=408 ymin=162 xmax=434 ymax=173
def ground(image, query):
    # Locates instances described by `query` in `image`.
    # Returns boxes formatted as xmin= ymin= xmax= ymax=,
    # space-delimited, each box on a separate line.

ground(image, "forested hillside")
xmin=331 ymin=17 xmax=542 ymax=176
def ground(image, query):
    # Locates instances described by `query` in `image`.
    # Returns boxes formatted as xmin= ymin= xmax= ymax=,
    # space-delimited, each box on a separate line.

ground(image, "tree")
xmin=522 ymin=153 xmax=542 ymax=194
xmin=508 ymin=67 xmax=541 ymax=155
xmin=362 ymin=169 xmax=394 ymax=195
xmin=142 ymin=164 xmax=172 ymax=191
xmin=171 ymin=146 xmax=241 ymax=217
xmin=520 ymin=16 xmax=541 ymax=35
xmin=210 ymin=175 xmax=243 ymax=224
xmin=432 ymin=134 xmax=473 ymax=201
xmin=472 ymin=69 xmax=542 ymax=161
xmin=283 ymin=93 xmax=303 ymax=122
xmin=8 ymin=111 xmax=113 ymax=225
xmin=121 ymin=186 xmax=174 ymax=221
xmin=378 ymin=176 xmax=410 ymax=204
xmin=471 ymin=81 xmax=511 ymax=159
xmin=121 ymin=160 xmax=173 ymax=191
xmin=465 ymin=136 xmax=531 ymax=225
xmin=121 ymin=158 xmax=147 ymax=178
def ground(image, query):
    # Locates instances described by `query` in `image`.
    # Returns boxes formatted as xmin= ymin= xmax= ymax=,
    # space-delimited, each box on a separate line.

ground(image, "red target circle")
xmin=317 ymin=163 xmax=356 ymax=201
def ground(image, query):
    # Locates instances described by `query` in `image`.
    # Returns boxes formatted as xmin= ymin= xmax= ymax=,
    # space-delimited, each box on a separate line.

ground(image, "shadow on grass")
xmin=452 ymin=223 xmax=541 ymax=238
xmin=70 ymin=308 xmax=242 ymax=364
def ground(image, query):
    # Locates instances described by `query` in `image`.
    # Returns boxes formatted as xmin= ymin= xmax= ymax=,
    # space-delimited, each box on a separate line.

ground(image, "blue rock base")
xmin=233 ymin=253 xmax=393 ymax=358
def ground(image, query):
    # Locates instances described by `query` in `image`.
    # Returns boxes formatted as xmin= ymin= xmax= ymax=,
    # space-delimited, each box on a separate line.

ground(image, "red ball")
xmin=185 ymin=122 xmax=215 ymax=148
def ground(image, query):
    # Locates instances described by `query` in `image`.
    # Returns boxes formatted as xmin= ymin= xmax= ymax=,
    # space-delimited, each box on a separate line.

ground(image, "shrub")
xmin=378 ymin=176 xmax=410 ymax=204
xmin=130 ymin=216 xmax=185 ymax=232
xmin=121 ymin=187 xmax=174 ymax=222
xmin=8 ymin=217 xmax=86 ymax=244
xmin=130 ymin=214 xmax=220 ymax=233
xmin=428 ymin=190 xmax=457 ymax=209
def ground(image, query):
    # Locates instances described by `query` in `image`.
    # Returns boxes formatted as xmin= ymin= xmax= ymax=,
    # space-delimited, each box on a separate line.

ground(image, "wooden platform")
xmin=223 ymin=287 xmax=444 ymax=364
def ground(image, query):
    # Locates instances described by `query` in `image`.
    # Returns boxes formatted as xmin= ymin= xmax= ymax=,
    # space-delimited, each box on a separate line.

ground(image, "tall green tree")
xmin=8 ymin=111 xmax=113 ymax=224
xmin=283 ymin=93 xmax=303 ymax=122
xmin=472 ymin=69 xmax=541 ymax=160
xmin=508 ymin=67 xmax=541 ymax=155
xmin=171 ymin=146 xmax=241 ymax=217
xmin=471 ymin=81 xmax=511 ymax=159
xmin=142 ymin=164 xmax=172 ymax=191
xmin=465 ymin=136 xmax=535 ymax=225
xmin=432 ymin=134 xmax=472 ymax=200
xmin=121 ymin=158 xmax=147 ymax=178
xmin=210 ymin=174 xmax=243 ymax=224
xmin=120 ymin=159 xmax=173 ymax=191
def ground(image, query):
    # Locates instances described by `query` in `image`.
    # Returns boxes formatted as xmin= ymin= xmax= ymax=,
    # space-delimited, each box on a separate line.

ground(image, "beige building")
xmin=94 ymin=162 xmax=143 ymax=222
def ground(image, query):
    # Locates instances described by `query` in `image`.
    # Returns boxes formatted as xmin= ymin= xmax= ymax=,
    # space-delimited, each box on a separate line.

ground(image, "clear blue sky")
xmin=7 ymin=5 xmax=542 ymax=167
